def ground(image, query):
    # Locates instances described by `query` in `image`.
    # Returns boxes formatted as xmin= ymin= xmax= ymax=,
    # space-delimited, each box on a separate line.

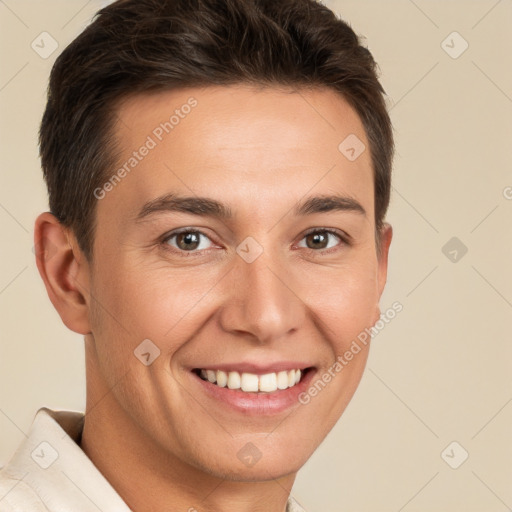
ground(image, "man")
xmin=0 ymin=0 xmax=393 ymax=510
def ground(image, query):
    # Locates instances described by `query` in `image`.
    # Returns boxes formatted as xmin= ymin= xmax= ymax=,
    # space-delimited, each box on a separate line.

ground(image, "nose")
xmin=217 ymin=247 xmax=305 ymax=345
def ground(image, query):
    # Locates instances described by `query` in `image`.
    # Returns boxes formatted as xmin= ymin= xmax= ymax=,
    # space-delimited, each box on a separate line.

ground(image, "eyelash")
xmin=159 ymin=227 xmax=350 ymax=257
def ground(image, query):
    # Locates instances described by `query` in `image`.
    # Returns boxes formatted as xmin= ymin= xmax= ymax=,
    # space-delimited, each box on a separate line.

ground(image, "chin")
xmin=191 ymin=437 xmax=314 ymax=482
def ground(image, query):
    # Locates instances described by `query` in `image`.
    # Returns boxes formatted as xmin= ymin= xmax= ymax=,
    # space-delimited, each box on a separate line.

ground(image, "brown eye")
xmin=305 ymin=232 xmax=329 ymax=249
xmin=176 ymin=232 xmax=200 ymax=250
xmin=298 ymin=229 xmax=344 ymax=252
xmin=164 ymin=230 xmax=213 ymax=252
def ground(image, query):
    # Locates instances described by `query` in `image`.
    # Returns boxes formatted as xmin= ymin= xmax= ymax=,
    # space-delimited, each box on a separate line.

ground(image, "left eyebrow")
xmin=293 ymin=194 xmax=366 ymax=217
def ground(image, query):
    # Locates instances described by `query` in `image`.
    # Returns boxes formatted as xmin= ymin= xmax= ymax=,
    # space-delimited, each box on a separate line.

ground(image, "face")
xmin=81 ymin=85 xmax=391 ymax=480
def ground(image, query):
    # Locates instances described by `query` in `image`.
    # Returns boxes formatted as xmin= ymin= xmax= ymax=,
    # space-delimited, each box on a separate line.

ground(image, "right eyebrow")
xmin=135 ymin=193 xmax=233 ymax=222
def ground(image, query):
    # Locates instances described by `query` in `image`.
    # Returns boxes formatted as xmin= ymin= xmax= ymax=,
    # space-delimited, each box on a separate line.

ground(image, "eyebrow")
xmin=135 ymin=192 xmax=366 ymax=221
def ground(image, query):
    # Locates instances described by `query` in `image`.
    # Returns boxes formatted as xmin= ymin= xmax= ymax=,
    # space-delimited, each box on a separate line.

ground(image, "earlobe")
xmin=34 ymin=212 xmax=92 ymax=335
xmin=370 ymin=223 xmax=393 ymax=327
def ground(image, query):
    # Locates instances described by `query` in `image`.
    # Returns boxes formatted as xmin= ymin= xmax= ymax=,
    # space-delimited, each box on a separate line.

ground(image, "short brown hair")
xmin=39 ymin=0 xmax=394 ymax=261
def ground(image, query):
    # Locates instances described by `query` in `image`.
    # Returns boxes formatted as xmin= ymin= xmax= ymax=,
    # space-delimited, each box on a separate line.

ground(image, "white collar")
xmin=0 ymin=407 xmax=131 ymax=511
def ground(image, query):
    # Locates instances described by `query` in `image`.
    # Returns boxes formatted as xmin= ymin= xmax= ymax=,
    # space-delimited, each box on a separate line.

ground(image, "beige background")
xmin=1 ymin=1 xmax=511 ymax=511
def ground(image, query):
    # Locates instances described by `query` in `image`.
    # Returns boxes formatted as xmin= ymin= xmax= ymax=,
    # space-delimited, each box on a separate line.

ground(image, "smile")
xmin=195 ymin=368 xmax=303 ymax=393
xmin=190 ymin=365 xmax=316 ymax=415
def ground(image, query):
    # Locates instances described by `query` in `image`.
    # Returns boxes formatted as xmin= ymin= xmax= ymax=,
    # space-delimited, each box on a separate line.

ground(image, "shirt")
xmin=0 ymin=408 xmax=306 ymax=512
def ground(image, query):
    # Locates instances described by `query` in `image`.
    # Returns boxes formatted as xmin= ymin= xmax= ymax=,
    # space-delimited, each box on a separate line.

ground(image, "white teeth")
xmin=198 ymin=368 xmax=305 ymax=393
xmin=259 ymin=372 xmax=277 ymax=392
xmin=277 ymin=371 xmax=289 ymax=390
xmin=216 ymin=370 xmax=228 ymax=387
xmin=227 ymin=371 xmax=241 ymax=390
xmin=241 ymin=372 xmax=259 ymax=392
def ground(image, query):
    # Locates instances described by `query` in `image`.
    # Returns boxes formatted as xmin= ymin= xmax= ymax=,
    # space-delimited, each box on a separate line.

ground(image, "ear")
xmin=34 ymin=212 xmax=92 ymax=335
xmin=372 ymin=222 xmax=393 ymax=324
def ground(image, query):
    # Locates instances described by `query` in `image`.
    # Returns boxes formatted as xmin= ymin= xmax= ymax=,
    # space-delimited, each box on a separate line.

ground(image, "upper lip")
xmin=192 ymin=362 xmax=313 ymax=375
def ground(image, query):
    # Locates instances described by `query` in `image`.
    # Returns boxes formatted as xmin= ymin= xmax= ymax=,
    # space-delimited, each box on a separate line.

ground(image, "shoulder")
xmin=0 ymin=407 xmax=85 ymax=512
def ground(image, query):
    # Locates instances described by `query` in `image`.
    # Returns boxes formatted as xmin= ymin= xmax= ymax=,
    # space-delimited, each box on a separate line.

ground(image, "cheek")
xmin=306 ymin=262 xmax=379 ymax=345
xmin=299 ymin=266 xmax=378 ymax=424
xmin=89 ymin=262 xmax=219 ymax=359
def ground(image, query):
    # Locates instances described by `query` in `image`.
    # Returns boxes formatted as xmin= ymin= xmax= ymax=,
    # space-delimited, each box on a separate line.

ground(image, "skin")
xmin=35 ymin=85 xmax=392 ymax=512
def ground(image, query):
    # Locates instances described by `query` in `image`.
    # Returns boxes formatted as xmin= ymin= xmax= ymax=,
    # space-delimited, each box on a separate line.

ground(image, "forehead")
xmin=115 ymin=84 xmax=368 ymax=156
xmin=102 ymin=85 xmax=374 ymax=223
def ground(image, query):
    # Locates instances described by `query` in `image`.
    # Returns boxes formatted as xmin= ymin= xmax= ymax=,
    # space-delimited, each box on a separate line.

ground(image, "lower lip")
xmin=191 ymin=369 xmax=317 ymax=416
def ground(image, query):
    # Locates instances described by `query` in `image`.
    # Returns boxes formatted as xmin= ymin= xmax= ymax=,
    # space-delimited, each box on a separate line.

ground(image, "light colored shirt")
xmin=0 ymin=408 xmax=306 ymax=512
